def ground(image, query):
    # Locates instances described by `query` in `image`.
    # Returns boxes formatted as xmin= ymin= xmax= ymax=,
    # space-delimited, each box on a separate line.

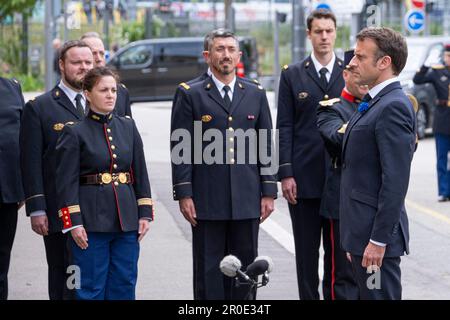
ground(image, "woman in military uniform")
xmin=55 ymin=67 xmax=153 ymax=300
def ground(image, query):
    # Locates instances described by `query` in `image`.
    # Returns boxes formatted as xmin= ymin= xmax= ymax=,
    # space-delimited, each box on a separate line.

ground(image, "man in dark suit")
xmin=171 ymin=29 xmax=277 ymax=300
xmin=0 ymin=77 xmax=25 ymax=300
xmin=413 ymin=44 xmax=450 ymax=202
xmin=20 ymin=40 xmax=94 ymax=300
xmin=341 ymin=27 xmax=416 ymax=300
xmin=316 ymin=50 xmax=368 ymax=300
xmin=80 ymin=32 xmax=132 ymax=117
xmin=276 ymin=9 xmax=345 ymax=300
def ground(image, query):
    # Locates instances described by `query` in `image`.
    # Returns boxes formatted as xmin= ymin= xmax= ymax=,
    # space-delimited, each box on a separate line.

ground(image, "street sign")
xmin=316 ymin=3 xmax=331 ymax=11
xmin=404 ymin=9 xmax=425 ymax=33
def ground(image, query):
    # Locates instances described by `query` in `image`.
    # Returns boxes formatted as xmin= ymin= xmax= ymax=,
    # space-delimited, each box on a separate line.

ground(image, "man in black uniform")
xmin=20 ymin=40 xmax=93 ymax=300
xmin=0 ymin=77 xmax=25 ymax=300
xmin=171 ymin=29 xmax=277 ymax=300
xmin=316 ymin=50 xmax=367 ymax=300
xmin=80 ymin=32 xmax=132 ymax=117
xmin=276 ymin=9 xmax=345 ymax=300
xmin=413 ymin=44 xmax=450 ymax=202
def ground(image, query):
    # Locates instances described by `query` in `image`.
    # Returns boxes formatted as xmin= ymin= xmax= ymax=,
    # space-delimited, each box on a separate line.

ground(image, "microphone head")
xmin=220 ymin=255 xmax=242 ymax=277
xmin=246 ymin=256 xmax=274 ymax=278
xmin=254 ymin=256 xmax=274 ymax=273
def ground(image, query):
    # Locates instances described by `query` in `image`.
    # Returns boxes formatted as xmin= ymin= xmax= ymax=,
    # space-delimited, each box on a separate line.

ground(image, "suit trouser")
xmin=435 ymin=133 xmax=450 ymax=197
xmin=322 ymin=218 xmax=359 ymax=300
xmin=43 ymin=232 xmax=71 ymax=300
xmin=289 ymin=198 xmax=330 ymax=300
xmin=349 ymin=254 xmax=401 ymax=300
xmin=192 ymin=219 xmax=259 ymax=300
xmin=69 ymin=231 xmax=139 ymax=300
xmin=0 ymin=203 xmax=18 ymax=300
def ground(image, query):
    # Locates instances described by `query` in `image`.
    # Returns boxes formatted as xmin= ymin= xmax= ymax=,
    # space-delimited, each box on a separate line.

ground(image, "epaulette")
xmin=252 ymin=79 xmax=260 ymax=84
xmin=125 ymin=115 xmax=132 ymax=119
xmin=121 ymin=83 xmax=127 ymax=89
xmin=432 ymin=64 xmax=445 ymax=70
xmin=282 ymin=64 xmax=289 ymax=71
xmin=319 ymin=97 xmax=340 ymax=107
xmin=179 ymin=82 xmax=190 ymax=90
xmin=12 ymin=78 xmax=19 ymax=85
xmin=257 ymin=84 xmax=264 ymax=90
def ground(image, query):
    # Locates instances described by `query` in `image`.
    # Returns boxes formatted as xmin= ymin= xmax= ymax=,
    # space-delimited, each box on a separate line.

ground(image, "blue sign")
xmin=316 ymin=3 xmax=331 ymax=11
xmin=404 ymin=10 xmax=425 ymax=33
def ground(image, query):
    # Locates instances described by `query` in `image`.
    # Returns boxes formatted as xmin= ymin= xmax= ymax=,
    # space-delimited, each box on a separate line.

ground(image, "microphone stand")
xmin=234 ymin=272 xmax=270 ymax=300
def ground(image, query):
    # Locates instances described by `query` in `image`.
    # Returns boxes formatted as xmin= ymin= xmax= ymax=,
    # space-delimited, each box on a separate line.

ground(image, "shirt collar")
xmin=211 ymin=73 xmax=236 ymax=96
xmin=368 ymin=77 xmax=398 ymax=100
xmin=311 ymin=52 xmax=336 ymax=76
xmin=58 ymin=80 xmax=85 ymax=105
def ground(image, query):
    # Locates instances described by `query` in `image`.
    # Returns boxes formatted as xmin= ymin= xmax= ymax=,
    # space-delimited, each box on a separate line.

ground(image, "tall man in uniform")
xmin=341 ymin=27 xmax=415 ymax=300
xmin=413 ymin=44 xmax=450 ymax=202
xmin=316 ymin=50 xmax=367 ymax=300
xmin=0 ymin=76 xmax=25 ymax=300
xmin=171 ymin=29 xmax=277 ymax=300
xmin=80 ymin=32 xmax=132 ymax=117
xmin=276 ymin=9 xmax=345 ymax=300
xmin=20 ymin=40 xmax=94 ymax=300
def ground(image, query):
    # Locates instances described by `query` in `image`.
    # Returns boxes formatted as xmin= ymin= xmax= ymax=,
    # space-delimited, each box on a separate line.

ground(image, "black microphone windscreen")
xmin=245 ymin=260 xmax=269 ymax=279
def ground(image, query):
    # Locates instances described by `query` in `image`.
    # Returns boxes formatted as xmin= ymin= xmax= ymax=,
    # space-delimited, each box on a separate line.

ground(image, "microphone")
xmin=245 ymin=256 xmax=274 ymax=279
xmin=220 ymin=255 xmax=250 ymax=281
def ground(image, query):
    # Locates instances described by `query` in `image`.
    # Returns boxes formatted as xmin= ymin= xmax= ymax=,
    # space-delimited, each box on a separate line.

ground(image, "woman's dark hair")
xmin=82 ymin=66 xmax=120 ymax=91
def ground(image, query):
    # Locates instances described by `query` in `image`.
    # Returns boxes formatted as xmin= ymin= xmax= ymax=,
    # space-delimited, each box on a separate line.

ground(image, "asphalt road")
xmin=8 ymin=92 xmax=450 ymax=300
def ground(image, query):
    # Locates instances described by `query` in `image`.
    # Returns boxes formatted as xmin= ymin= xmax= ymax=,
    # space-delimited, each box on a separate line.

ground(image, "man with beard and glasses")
xmin=171 ymin=29 xmax=277 ymax=300
xmin=20 ymin=40 xmax=93 ymax=300
xmin=80 ymin=32 xmax=132 ymax=117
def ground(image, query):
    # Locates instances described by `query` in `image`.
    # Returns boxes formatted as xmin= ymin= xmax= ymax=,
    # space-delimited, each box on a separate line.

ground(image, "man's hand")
xmin=71 ymin=227 xmax=88 ymax=250
xmin=260 ymin=197 xmax=275 ymax=223
xmin=362 ymin=242 xmax=386 ymax=272
xmin=31 ymin=215 xmax=49 ymax=236
xmin=138 ymin=218 xmax=151 ymax=242
xmin=179 ymin=197 xmax=197 ymax=226
xmin=281 ymin=177 xmax=297 ymax=205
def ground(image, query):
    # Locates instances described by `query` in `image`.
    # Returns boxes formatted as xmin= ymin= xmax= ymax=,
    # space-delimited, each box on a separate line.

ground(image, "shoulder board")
xmin=252 ymin=78 xmax=260 ymax=84
xmin=282 ymin=64 xmax=289 ymax=71
xmin=319 ymin=97 xmax=340 ymax=107
xmin=12 ymin=78 xmax=20 ymax=85
xmin=257 ymin=84 xmax=264 ymax=90
xmin=121 ymin=83 xmax=127 ymax=89
xmin=125 ymin=115 xmax=132 ymax=119
xmin=179 ymin=82 xmax=190 ymax=90
xmin=432 ymin=64 xmax=445 ymax=70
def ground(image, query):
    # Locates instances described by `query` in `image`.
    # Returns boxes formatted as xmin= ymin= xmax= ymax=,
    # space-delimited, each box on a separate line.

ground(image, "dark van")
xmin=108 ymin=37 xmax=259 ymax=102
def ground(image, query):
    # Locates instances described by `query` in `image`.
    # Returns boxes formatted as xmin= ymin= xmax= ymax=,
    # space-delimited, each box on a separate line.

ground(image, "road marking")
xmin=260 ymin=210 xmax=295 ymax=254
xmin=406 ymin=199 xmax=450 ymax=225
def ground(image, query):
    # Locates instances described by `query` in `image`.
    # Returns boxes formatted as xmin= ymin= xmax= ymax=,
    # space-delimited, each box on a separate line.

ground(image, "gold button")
xmin=113 ymin=154 xmax=117 ymax=159
xmin=113 ymin=164 xmax=118 ymax=169
xmin=114 ymin=181 xmax=119 ymax=186
xmin=107 ymin=128 xmax=111 ymax=133
xmin=111 ymin=145 xmax=116 ymax=150
xmin=109 ymin=136 xmax=113 ymax=141
xmin=230 ymin=148 xmax=234 ymax=153
xmin=228 ymin=116 xmax=233 ymax=121
xmin=229 ymin=127 xmax=234 ymax=132
xmin=65 ymin=222 xmax=69 ymax=225
xmin=324 ymin=94 xmax=329 ymax=100
xmin=65 ymin=216 xmax=68 ymax=220
xmin=230 ymin=158 xmax=235 ymax=164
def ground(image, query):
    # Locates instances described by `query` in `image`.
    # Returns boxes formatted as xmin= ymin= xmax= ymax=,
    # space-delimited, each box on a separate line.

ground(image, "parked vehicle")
xmin=108 ymin=36 xmax=259 ymax=102
xmin=401 ymin=36 xmax=449 ymax=139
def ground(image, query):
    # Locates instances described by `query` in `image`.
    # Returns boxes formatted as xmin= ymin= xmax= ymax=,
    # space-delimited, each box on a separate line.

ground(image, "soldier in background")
xmin=413 ymin=44 xmax=450 ymax=202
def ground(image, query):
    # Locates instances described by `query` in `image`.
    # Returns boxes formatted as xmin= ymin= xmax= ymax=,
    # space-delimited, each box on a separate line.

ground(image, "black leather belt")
xmin=80 ymin=172 xmax=132 ymax=185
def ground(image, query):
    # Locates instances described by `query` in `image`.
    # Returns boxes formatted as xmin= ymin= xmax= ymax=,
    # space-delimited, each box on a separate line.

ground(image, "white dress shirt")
xmin=310 ymin=52 xmax=336 ymax=83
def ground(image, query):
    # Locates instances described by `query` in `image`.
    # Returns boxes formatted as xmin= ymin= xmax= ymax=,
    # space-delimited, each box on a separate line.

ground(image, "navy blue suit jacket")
xmin=340 ymin=81 xmax=416 ymax=257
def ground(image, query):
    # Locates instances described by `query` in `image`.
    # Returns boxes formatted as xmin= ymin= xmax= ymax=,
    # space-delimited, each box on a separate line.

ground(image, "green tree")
xmin=0 ymin=0 xmax=40 ymax=74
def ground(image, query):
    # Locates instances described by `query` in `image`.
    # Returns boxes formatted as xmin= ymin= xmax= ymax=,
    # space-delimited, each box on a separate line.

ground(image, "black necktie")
xmin=75 ymin=94 xmax=84 ymax=117
xmin=223 ymin=85 xmax=232 ymax=110
xmin=362 ymin=93 xmax=372 ymax=103
xmin=319 ymin=67 xmax=328 ymax=88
